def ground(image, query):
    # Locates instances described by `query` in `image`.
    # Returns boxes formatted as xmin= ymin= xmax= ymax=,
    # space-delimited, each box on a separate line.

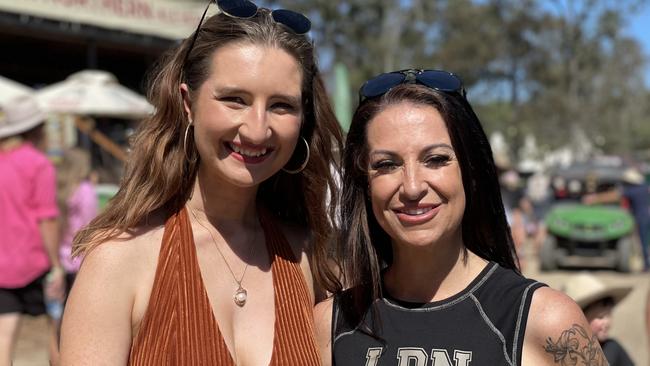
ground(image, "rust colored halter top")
xmin=128 ymin=207 xmax=321 ymax=365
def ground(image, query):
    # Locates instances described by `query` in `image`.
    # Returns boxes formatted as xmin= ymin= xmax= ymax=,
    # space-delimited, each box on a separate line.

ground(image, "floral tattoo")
xmin=543 ymin=324 xmax=608 ymax=365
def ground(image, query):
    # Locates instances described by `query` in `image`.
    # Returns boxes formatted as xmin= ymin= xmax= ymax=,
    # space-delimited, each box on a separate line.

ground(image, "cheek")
xmin=589 ymin=318 xmax=606 ymax=333
xmin=194 ymin=111 xmax=230 ymax=138
xmin=589 ymin=319 xmax=598 ymax=333
xmin=455 ymin=187 xmax=466 ymax=213
xmin=369 ymin=190 xmax=386 ymax=225
xmin=369 ymin=176 xmax=399 ymax=209
xmin=275 ymin=121 xmax=302 ymax=158
xmin=368 ymin=178 xmax=396 ymax=231
xmin=446 ymin=170 xmax=466 ymax=211
xmin=433 ymin=167 xmax=465 ymax=205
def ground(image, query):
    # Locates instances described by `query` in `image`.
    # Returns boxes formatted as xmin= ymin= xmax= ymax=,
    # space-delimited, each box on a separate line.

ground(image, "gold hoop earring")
xmin=282 ymin=136 xmax=310 ymax=174
xmin=183 ymin=121 xmax=197 ymax=164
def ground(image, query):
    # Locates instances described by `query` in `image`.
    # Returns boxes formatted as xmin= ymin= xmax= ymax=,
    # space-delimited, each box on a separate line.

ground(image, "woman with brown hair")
xmin=315 ymin=69 xmax=605 ymax=365
xmin=60 ymin=0 xmax=342 ymax=364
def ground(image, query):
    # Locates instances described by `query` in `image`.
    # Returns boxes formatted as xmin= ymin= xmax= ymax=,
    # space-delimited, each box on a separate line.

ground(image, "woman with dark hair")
xmin=60 ymin=0 xmax=342 ymax=364
xmin=315 ymin=69 xmax=605 ymax=365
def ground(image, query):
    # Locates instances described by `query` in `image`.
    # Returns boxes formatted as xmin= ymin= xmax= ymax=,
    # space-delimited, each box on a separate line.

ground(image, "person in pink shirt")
xmin=46 ymin=147 xmax=98 ymax=363
xmin=57 ymin=148 xmax=98 ymax=277
xmin=0 ymin=95 xmax=65 ymax=366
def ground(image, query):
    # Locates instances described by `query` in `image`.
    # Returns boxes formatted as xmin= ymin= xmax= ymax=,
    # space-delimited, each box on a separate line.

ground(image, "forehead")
xmin=366 ymin=101 xmax=452 ymax=151
xmin=207 ymin=42 xmax=303 ymax=93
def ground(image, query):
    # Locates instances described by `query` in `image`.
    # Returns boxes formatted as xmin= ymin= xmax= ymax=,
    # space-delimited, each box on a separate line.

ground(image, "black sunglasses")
xmin=358 ymin=69 xmax=466 ymax=103
xmin=183 ymin=0 xmax=311 ymax=66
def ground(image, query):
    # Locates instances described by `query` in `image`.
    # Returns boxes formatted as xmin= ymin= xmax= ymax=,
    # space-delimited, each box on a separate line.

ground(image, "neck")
xmin=383 ymin=234 xmax=488 ymax=303
xmin=187 ymin=164 xmax=260 ymax=228
xmin=0 ymin=137 xmax=24 ymax=152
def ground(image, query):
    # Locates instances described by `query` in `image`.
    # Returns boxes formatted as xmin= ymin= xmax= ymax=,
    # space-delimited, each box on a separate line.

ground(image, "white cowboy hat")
xmin=0 ymin=95 xmax=46 ymax=139
xmin=622 ymin=168 xmax=644 ymax=185
xmin=562 ymin=272 xmax=632 ymax=309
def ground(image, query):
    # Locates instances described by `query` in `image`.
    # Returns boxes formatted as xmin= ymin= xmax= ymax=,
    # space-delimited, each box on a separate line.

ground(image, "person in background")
xmin=47 ymin=147 xmax=98 ymax=364
xmin=524 ymin=170 xmax=551 ymax=254
xmin=563 ymin=272 xmax=635 ymax=366
xmin=56 ymin=148 xmax=98 ymax=284
xmin=500 ymin=169 xmax=528 ymax=268
xmin=646 ymin=286 xmax=650 ymax=356
xmin=583 ymin=167 xmax=650 ymax=271
xmin=315 ymin=69 xmax=606 ymax=365
xmin=60 ymin=0 xmax=342 ymax=364
xmin=0 ymin=95 xmax=65 ymax=366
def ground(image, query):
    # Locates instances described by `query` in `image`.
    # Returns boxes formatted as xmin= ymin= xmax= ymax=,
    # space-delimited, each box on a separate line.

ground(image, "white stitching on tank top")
xmin=469 ymin=294 xmax=514 ymax=366
xmin=512 ymin=282 xmax=540 ymax=365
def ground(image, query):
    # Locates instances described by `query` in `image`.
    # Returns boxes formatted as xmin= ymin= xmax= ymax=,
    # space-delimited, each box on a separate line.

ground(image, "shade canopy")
xmin=36 ymin=70 xmax=154 ymax=119
xmin=0 ymin=75 xmax=33 ymax=103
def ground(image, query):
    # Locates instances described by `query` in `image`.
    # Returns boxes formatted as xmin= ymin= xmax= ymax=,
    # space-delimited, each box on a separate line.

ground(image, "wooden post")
xmin=74 ymin=116 xmax=127 ymax=162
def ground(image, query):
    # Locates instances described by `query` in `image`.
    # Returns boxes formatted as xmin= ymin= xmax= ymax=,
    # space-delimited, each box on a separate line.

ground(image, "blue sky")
xmin=627 ymin=4 xmax=650 ymax=86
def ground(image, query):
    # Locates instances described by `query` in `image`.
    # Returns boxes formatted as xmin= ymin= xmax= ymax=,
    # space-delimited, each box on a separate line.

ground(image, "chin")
xmin=227 ymin=172 xmax=272 ymax=188
xmin=395 ymin=231 xmax=439 ymax=248
xmin=218 ymin=160 xmax=283 ymax=186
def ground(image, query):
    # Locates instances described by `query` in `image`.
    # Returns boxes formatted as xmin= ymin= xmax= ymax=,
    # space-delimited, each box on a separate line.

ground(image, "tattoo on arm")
xmin=543 ymin=324 xmax=608 ymax=365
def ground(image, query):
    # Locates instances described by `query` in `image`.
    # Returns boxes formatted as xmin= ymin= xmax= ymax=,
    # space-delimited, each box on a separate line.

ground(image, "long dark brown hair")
xmin=74 ymin=8 xmax=343 ymax=291
xmin=336 ymin=83 xmax=518 ymax=328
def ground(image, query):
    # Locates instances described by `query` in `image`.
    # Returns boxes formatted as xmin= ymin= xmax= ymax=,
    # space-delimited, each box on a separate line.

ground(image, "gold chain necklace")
xmin=188 ymin=206 xmax=256 ymax=307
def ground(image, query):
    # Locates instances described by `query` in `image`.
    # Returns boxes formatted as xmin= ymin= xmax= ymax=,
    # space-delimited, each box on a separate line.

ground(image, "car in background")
xmin=540 ymin=162 xmax=636 ymax=272
xmin=95 ymin=183 xmax=119 ymax=211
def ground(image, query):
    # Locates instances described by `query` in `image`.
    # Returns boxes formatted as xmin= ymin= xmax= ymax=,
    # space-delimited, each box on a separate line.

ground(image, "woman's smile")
xmin=392 ymin=204 xmax=441 ymax=225
xmin=224 ymin=141 xmax=275 ymax=164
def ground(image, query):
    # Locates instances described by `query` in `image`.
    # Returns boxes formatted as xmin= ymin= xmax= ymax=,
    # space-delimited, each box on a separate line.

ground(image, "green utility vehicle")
xmin=539 ymin=163 xmax=636 ymax=272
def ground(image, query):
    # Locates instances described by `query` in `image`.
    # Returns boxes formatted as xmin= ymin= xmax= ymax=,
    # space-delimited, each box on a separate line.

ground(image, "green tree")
xmin=270 ymin=0 xmax=650 ymax=156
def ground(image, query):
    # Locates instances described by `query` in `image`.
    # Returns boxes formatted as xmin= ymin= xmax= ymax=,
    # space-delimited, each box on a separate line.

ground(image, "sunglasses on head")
xmin=358 ymin=69 xmax=466 ymax=103
xmin=183 ymin=0 xmax=311 ymax=66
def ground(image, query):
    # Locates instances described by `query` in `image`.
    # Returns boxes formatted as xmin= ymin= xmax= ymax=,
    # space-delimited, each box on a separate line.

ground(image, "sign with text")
xmin=0 ymin=0 xmax=210 ymax=39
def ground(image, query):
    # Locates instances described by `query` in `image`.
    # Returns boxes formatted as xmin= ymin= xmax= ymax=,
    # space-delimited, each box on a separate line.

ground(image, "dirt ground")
xmin=12 ymin=246 xmax=650 ymax=365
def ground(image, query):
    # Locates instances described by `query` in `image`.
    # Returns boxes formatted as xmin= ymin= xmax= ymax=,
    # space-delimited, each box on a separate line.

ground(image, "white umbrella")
xmin=35 ymin=70 xmax=153 ymax=119
xmin=0 ymin=75 xmax=33 ymax=103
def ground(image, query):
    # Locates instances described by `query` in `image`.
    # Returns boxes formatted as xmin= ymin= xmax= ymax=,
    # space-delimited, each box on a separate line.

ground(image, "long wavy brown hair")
xmin=73 ymin=8 xmax=343 ymax=291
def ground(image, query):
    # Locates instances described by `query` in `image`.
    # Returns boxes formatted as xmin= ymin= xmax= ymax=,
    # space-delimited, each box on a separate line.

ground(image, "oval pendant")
xmin=234 ymin=287 xmax=247 ymax=307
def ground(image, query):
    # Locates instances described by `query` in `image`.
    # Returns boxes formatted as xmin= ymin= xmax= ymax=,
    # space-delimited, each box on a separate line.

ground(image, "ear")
xmin=180 ymin=83 xmax=193 ymax=123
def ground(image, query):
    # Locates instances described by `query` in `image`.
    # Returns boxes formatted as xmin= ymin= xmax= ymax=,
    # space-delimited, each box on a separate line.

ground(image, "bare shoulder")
xmin=522 ymin=286 xmax=607 ymax=365
xmin=314 ymin=297 xmax=334 ymax=366
xmin=77 ymin=223 xmax=164 ymax=288
xmin=60 ymin=223 xmax=164 ymax=365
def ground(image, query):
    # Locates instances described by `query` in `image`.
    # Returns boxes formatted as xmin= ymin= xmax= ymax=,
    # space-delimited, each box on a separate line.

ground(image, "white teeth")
xmin=403 ymin=207 xmax=431 ymax=215
xmin=229 ymin=143 xmax=267 ymax=157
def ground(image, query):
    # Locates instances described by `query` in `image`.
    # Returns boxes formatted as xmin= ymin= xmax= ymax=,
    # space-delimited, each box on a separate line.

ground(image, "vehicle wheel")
xmin=540 ymin=236 xmax=558 ymax=271
xmin=616 ymin=237 xmax=633 ymax=273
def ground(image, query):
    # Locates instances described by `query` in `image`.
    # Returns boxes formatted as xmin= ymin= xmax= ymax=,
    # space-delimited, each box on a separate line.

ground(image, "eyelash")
xmin=219 ymin=97 xmax=296 ymax=112
xmin=370 ymin=160 xmax=398 ymax=172
xmin=271 ymin=102 xmax=296 ymax=112
xmin=424 ymin=155 xmax=451 ymax=167
xmin=220 ymin=96 xmax=245 ymax=105
xmin=369 ymin=155 xmax=451 ymax=172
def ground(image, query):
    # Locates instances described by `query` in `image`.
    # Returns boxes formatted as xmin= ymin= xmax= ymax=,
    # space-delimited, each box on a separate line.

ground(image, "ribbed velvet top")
xmin=128 ymin=207 xmax=321 ymax=365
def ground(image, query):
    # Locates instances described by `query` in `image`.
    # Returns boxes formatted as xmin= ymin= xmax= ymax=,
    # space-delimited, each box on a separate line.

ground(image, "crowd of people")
xmin=2 ymin=0 xmax=649 ymax=365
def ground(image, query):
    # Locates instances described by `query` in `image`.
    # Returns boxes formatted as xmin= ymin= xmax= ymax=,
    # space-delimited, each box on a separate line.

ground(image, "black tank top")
xmin=332 ymin=262 xmax=546 ymax=366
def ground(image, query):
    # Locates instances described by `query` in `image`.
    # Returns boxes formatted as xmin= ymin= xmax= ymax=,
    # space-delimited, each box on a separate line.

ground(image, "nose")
xmin=400 ymin=165 xmax=427 ymax=201
xmin=239 ymin=104 xmax=271 ymax=144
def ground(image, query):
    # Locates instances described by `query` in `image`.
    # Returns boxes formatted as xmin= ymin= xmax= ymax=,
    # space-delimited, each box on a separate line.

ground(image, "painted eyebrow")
xmin=369 ymin=143 xmax=454 ymax=157
xmin=213 ymin=86 xmax=301 ymax=105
